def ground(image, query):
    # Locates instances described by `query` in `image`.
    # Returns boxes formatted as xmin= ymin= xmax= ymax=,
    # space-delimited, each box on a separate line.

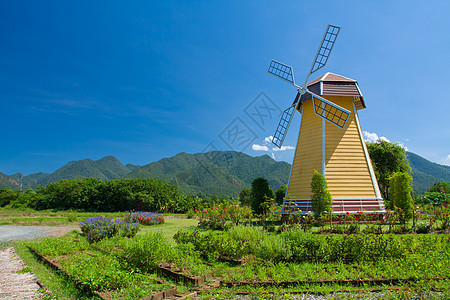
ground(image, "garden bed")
xmin=28 ymin=246 xmax=175 ymax=299
xmin=158 ymin=262 xmax=214 ymax=285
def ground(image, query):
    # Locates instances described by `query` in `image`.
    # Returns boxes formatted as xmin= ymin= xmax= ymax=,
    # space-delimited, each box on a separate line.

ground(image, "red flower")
xmin=346 ymin=212 xmax=349 ymax=215
xmin=356 ymin=217 xmax=359 ymax=220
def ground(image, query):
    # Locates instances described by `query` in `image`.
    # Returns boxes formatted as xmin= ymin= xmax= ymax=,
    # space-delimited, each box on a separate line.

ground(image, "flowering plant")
xmin=80 ymin=215 xmax=140 ymax=243
xmin=124 ymin=210 xmax=165 ymax=225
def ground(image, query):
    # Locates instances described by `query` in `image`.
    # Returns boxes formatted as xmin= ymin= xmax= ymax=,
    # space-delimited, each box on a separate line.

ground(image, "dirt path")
xmin=0 ymin=247 xmax=43 ymax=299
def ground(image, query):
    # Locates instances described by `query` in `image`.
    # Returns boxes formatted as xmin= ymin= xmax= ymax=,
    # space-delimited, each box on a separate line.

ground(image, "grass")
xmin=139 ymin=217 xmax=198 ymax=244
xmin=15 ymin=241 xmax=99 ymax=299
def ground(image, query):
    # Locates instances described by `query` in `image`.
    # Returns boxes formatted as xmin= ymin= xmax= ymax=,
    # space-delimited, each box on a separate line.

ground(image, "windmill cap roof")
xmin=308 ymin=72 xmax=357 ymax=85
xmin=295 ymin=72 xmax=366 ymax=110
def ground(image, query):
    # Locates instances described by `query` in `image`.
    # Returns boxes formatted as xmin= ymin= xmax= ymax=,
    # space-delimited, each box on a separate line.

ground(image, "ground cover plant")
xmin=21 ymin=223 xmax=450 ymax=299
xmin=10 ymin=200 xmax=450 ymax=299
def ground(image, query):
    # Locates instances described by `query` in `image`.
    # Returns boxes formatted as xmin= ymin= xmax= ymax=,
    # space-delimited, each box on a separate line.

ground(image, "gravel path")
xmin=0 ymin=225 xmax=78 ymax=242
xmin=0 ymin=225 xmax=78 ymax=299
xmin=0 ymin=247 xmax=43 ymax=300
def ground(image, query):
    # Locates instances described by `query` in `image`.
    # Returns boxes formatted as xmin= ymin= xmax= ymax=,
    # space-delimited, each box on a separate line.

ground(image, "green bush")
xmin=124 ymin=232 xmax=175 ymax=273
xmin=389 ymin=172 xmax=414 ymax=223
xmin=310 ymin=170 xmax=332 ymax=217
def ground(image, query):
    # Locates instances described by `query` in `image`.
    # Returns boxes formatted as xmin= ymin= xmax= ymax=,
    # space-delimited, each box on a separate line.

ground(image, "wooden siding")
xmin=287 ymin=99 xmax=322 ymax=200
xmin=285 ymin=93 xmax=383 ymax=213
xmin=324 ymin=96 xmax=377 ymax=200
xmin=296 ymin=73 xmax=366 ymax=110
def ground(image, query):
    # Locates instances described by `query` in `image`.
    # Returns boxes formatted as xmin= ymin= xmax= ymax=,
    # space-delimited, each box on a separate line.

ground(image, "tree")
xmin=0 ymin=188 xmax=18 ymax=207
xmin=239 ymin=188 xmax=252 ymax=206
xmin=389 ymin=172 xmax=414 ymax=223
xmin=275 ymin=185 xmax=287 ymax=205
xmin=310 ymin=170 xmax=332 ymax=216
xmin=366 ymin=140 xmax=411 ymax=202
xmin=428 ymin=182 xmax=450 ymax=194
xmin=250 ymin=177 xmax=274 ymax=215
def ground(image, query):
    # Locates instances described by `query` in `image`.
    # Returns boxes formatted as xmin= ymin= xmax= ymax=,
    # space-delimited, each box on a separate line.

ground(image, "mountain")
xmin=22 ymin=156 xmax=134 ymax=188
xmin=0 ymin=171 xmax=21 ymax=190
xmin=1 ymin=151 xmax=448 ymax=197
xmin=124 ymin=151 xmax=291 ymax=196
xmin=406 ymin=151 xmax=450 ymax=194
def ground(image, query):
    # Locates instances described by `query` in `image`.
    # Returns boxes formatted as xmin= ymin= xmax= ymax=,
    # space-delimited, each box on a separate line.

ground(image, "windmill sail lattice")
xmin=272 ymin=105 xmax=296 ymax=148
xmin=311 ymin=94 xmax=350 ymax=128
xmin=268 ymin=60 xmax=295 ymax=86
xmin=309 ymin=25 xmax=340 ymax=76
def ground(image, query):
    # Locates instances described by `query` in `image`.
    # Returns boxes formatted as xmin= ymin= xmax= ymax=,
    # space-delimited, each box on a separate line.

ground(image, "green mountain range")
xmin=406 ymin=151 xmax=450 ymax=194
xmin=1 ymin=151 xmax=448 ymax=196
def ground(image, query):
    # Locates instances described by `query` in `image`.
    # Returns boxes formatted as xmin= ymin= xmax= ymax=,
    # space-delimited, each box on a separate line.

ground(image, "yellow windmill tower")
xmin=268 ymin=25 xmax=384 ymax=214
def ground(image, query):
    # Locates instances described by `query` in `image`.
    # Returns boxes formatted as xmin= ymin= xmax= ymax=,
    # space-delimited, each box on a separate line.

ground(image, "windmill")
xmin=268 ymin=25 xmax=384 ymax=214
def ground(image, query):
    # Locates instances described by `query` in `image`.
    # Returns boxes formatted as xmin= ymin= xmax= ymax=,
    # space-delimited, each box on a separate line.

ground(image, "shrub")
xmin=186 ymin=209 xmax=195 ymax=219
xmin=198 ymin=200 xmax=252 ymax=230
xmin=389 ymin=172 xmax=414 ymax=223
xmin=310 ymin=170 xmax=332 ymax=217
xmin=124 ymin=232 xmax=174 ymax=272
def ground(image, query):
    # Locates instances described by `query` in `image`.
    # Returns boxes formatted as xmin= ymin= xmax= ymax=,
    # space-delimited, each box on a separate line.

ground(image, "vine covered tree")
xmin=366 ymin=140 xmax=411 ymax=201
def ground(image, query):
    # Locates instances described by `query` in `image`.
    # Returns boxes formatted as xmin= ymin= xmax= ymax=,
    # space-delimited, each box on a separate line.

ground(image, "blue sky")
xmin=1 ymin=1 xmax=449 ymax=175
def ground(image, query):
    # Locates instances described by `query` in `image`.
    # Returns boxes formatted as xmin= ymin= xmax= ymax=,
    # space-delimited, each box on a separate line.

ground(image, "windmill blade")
xmin=267 ymin=60 xmax=297 ymax=86
xmin=305 ymin=25 xmax=340 ymax=84
xmin=307 ymin=91 xmax=350 ymax=129
xmin=272 ymin=104 xmax=296 ymax=148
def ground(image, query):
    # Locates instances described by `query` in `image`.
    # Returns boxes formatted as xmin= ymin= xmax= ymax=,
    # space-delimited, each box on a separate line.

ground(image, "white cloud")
xmin=272 ymin=145 xmax=295 ymax=152
xmin=397 ymin=142 xmax=408 ymax=151
xmin=363 ymin=131 xmax=390 ymax=143
xmin=264 ymin=136 xmax=273 ymax=144
xmin=363 ymin=131 xmax=410 ymax=150
xmin=439 ymin=154 xmax=450 ymax=166
xmin=252 ymin=144 xmax=269 ymax=151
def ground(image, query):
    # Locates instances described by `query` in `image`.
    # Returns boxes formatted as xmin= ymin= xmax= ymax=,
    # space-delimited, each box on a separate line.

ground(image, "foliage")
xmin=367 ymin=140 xmax=411 ymax=201
xmin=416 ymin=191 xmax=449 ymax=205
xmin=250 ymin=177 xmax=275 ymax=215
xmin=197 ymin=200 xmax=252 ymax=230
xmin=174 ymin=226 xmax=450 ymax=265
xmin=33 ymin=177 xmax=184 ymax=212
xmin=123 ymin=232 xmax=174 ymax=272
xmin=429 ymin=181 xmax=450 ymax=193
xmin=310 ymin=170 xmax=332 ymax=217
xmin=274 ymin=185 xmax=287 ymax=205
xmin=27 ymin=235 xmax=90 ymax=258
xmin=0 ymin=188 xmax=18 ymax=207
xmin=389 ymin=172 xmax=414 ymax=223
xmin=80 ymin=216 xmax=140 ymax=243
xmin=239 ymin=188 xmax=252 ymax=206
